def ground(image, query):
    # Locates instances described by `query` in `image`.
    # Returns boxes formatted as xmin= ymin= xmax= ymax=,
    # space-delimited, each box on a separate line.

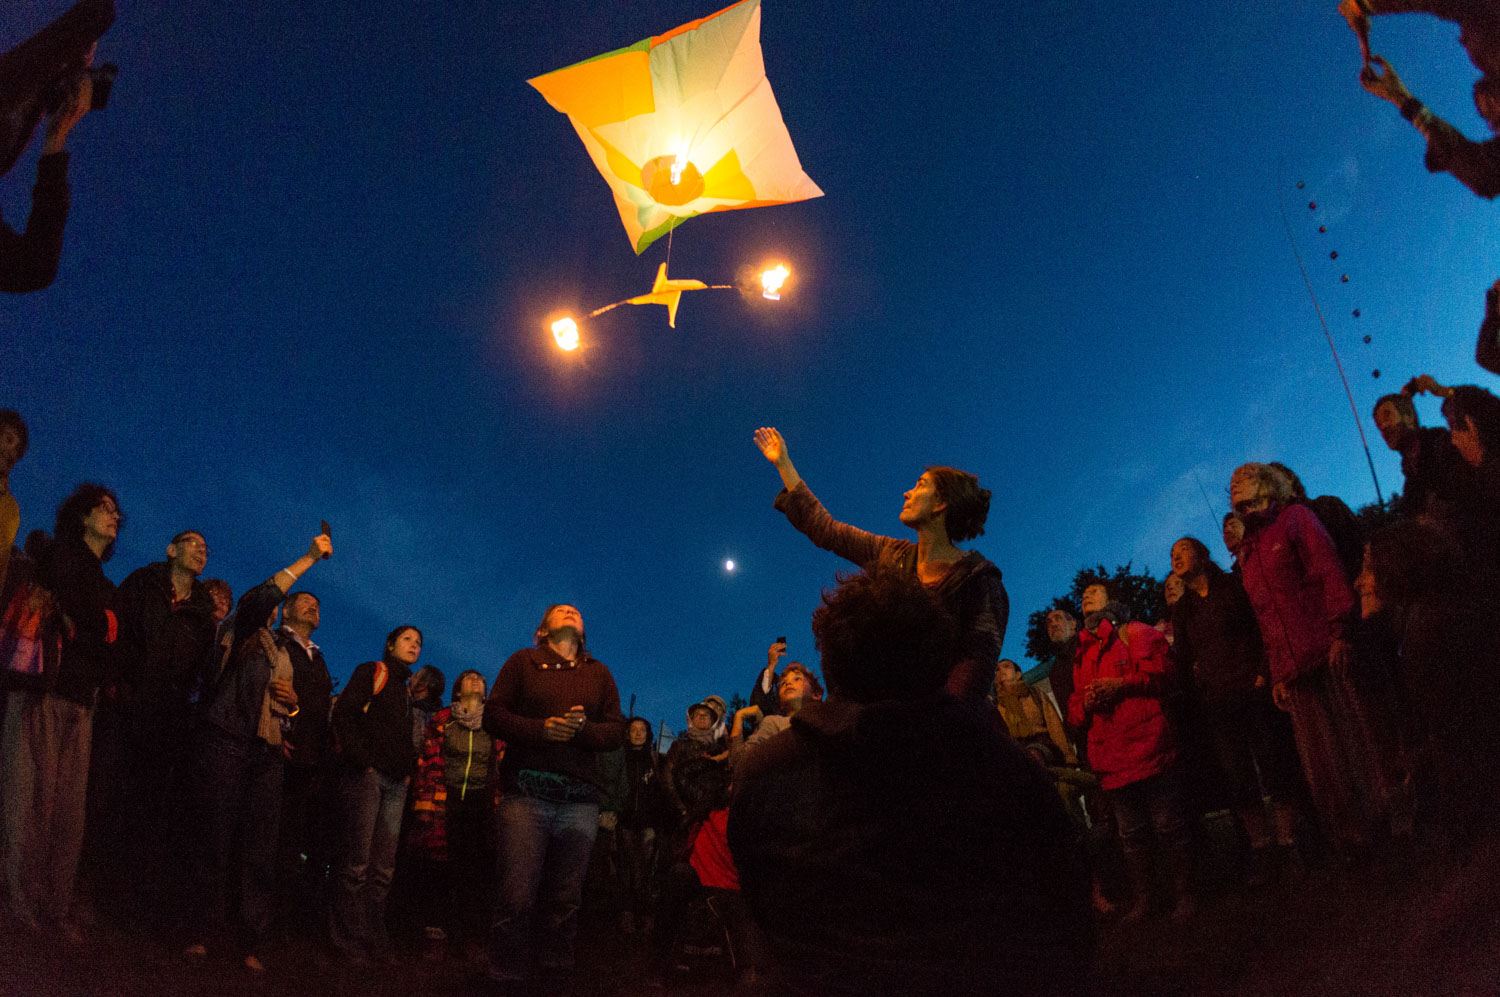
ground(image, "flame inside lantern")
xmin=761 ymin=264 xmax=789 ymax=301
xmin=551 ymin=317 xmax=580 ymax=351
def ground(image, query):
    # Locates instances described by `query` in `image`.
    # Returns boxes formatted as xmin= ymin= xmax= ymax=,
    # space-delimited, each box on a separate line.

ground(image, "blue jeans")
xmin=489 ymin=793 xmax=599 ymax=982
xmin=330 ymin=767 xmax=408 ymax=959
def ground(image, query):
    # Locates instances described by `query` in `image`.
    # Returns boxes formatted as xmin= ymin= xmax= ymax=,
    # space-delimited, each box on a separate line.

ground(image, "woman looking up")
xmin=752 ymin=426 xmax=1008 ymax=702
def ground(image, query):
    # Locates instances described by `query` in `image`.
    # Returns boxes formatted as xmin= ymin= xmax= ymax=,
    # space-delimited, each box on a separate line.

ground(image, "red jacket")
xmin=1067 ymin=619 xmax=1177 ymax=791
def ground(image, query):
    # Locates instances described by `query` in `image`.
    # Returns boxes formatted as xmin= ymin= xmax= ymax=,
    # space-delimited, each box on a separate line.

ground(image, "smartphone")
xmin=320 ymin=520 xmax=332 ymax=558
xmin=776 ymin=636 xmax=786 ymax=645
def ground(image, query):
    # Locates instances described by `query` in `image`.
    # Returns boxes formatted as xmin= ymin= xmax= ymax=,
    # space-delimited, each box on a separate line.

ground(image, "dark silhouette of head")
xmin=811 ymin=568 xmax=956 ymax=702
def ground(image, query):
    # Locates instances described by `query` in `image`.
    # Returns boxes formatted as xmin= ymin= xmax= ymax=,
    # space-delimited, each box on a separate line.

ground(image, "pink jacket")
xmin=1067 ymin=619 xmax=1177 ymax=791
xmin=1236 ymin=503 xmax=1355 ymax=685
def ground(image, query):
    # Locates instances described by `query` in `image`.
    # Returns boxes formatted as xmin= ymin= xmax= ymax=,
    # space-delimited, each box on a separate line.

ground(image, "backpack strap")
xmin=363 ymin=661 xmax=389 ymax=713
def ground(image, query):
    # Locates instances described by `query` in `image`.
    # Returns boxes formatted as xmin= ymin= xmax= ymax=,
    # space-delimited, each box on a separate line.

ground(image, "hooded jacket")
xmin=1236 ymin=502 xmax=1355 ymax=685
xmin=773 ymin=482 xmax=1009 ymax=701
xmin=1066 ymin=616 xmax=1176 ymax=791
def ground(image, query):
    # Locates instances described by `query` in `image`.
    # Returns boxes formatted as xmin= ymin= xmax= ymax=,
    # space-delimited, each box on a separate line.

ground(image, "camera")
xmin=44 ymin=62 xmax=117 ymax=114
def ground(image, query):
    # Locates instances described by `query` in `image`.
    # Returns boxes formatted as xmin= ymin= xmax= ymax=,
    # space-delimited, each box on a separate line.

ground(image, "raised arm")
xmin=753 ymin=427 xmax=803 ymax=492
xmin=233 ymin=533 xmax=332 ymax=645
xmin=756 ymin=427 xmax=898 ymax=569
xmin=748 ymin=639 xmax=785 ymax=715
xmin=271 ymin=533 xmax=332 ymax=595
xmin=1361 ymin=56 xmax=1500 ymax=199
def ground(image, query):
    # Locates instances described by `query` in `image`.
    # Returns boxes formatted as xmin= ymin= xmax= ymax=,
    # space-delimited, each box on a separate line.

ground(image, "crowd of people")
xmin=3 ymin=373 xmax=1499 ymax=993
xmin=3 ymin=2 xmax=1500 ymax=996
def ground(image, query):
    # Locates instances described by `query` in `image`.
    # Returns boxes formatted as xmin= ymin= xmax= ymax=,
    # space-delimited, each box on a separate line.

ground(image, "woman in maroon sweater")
xmin=482 ymin=604 xmax=625 ymax=992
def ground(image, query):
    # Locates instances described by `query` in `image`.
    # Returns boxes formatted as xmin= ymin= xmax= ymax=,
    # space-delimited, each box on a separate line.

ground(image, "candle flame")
xmin=670 ymin=144 xmax=689 ymax=185
xmin=551 ymin=317 xmax=579 ymax=351
xmin=760 ymin=264 xmax=789 ymax=300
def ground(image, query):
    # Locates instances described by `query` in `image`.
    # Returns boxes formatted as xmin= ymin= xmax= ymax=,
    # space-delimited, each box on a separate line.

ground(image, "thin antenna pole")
xmin=1275 ymin=159 xmax=1385 ymax=507
xmin=1192 ymin=468 xmax=1221 ymax=536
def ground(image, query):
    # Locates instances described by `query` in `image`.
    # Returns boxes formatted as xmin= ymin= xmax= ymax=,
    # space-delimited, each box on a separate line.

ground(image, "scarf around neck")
xmin=451 ymin=696 xmax=484 ymax=731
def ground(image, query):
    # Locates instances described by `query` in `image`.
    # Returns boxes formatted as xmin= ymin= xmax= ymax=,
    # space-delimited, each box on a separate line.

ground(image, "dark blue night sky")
xmin=2 ymin=1 xmax=1495 ymax=734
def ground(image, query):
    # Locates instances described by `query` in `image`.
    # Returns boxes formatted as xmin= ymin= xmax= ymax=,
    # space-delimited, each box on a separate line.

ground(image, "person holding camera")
xmin=182 ymin=533 xmax=330 ymax=973
xmin=0 ymin=71 xmax=88 ymax=294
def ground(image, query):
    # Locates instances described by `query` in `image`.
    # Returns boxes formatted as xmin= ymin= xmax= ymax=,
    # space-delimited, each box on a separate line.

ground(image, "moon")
xmin=724 ymin=559 xmax=736 ymax=572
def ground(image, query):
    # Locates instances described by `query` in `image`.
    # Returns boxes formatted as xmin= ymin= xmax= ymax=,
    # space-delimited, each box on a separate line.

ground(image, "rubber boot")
xmin=1120 ymin=846 xmax=1154 ymax=924
xmin=1166 ymin=843 xmax=1197 ymax=922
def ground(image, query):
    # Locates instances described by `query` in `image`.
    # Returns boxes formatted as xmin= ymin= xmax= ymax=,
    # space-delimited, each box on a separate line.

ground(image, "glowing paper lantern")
xmin=529 ymin=0 xmax=823 ymax=254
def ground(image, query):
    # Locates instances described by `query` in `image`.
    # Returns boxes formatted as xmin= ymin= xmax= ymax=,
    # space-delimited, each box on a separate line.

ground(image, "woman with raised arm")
xmin=753 ymin=427 xmax=1008 ymax=702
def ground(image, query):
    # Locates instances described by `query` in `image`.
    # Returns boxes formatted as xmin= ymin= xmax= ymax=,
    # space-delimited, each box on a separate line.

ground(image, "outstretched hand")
xmin=1360 ymin=56 xmax=1411 ymax=107
xmin=1338 ymin=0 xmax=1372 ymax=62
xmin=753 ymin=427 xmax=803 ymax=492
xmin=306 ymin=534 xmax=333 ymax=561
xmin=1402 ymin=374 xmax=1449 ymax=398
xmin=753 ymin=427 xmax=788 ymax=466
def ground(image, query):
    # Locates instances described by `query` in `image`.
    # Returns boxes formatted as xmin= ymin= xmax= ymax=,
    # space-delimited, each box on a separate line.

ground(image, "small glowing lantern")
xmin=551 ymin=317 xmax=580 ymax=351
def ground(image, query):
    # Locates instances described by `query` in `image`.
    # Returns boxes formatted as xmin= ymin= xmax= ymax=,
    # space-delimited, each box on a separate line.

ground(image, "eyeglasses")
xmin=174 ymin=536 xmax=209 ymax=552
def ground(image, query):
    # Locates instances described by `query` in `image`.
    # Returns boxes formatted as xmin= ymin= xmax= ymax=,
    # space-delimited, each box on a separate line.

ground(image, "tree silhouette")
xmin=1022 ymin=562 xmax=1169 ymax=666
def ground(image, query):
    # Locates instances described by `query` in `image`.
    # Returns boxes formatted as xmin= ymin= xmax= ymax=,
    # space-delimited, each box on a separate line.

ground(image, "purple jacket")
xmin=1236 ymin=503 xmax=1355 ymax=684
